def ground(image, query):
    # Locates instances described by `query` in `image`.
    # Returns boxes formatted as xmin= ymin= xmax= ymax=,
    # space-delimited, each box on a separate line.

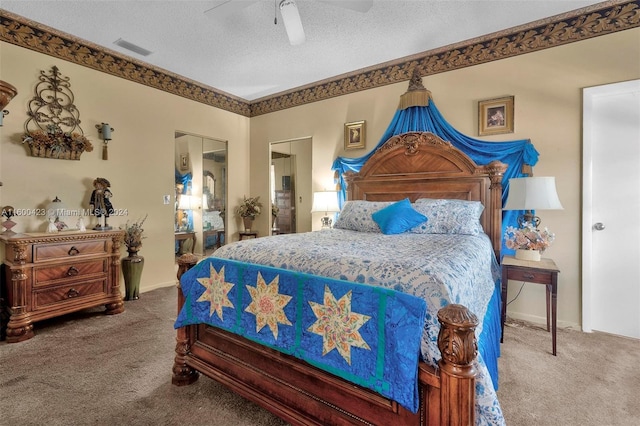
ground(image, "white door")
xmin=582 ymin=80 xmax=640 ymax=339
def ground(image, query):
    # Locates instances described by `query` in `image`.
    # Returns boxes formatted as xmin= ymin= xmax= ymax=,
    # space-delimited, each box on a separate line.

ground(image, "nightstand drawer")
xmin=34 ymin=240 xmax=108 ymax=262
xmin=34 ymin=259 xmax=108 ymax=286
xmin=505 ymin=268 xmax=553 ymax=285
xmin=33 ymin=279 xmax=108 ymax=310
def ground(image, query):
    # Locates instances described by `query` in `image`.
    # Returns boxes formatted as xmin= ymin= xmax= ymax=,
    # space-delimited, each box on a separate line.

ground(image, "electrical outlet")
xmin=163 ymin=195 xmax=171 ymax=205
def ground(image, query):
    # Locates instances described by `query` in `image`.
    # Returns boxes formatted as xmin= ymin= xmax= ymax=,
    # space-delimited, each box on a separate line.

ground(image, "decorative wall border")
xmin=1 ymin=1 xmax=638 ymax=118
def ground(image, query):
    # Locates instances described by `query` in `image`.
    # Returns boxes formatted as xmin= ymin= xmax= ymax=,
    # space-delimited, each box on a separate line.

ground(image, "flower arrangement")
xmin=271 ymin=203 xmax=279 ymax=217
xmin=504 ymin=221 xmax=555 ymax=252
xmin=234 ymin=196 xmax=262 ymax=219
xmin=22 ymin=124 xmax=94 ymax=159
xmin=121 ymin=214 xmax=148 ymax=251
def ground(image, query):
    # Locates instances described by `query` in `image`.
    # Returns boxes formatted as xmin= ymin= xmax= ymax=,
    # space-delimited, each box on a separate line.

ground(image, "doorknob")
xmin=593 ymin=222 xmax=606 ymax=231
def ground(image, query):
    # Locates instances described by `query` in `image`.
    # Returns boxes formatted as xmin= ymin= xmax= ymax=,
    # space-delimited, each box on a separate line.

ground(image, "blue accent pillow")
xmin=372 ymin=198 xmax=427 ymax=235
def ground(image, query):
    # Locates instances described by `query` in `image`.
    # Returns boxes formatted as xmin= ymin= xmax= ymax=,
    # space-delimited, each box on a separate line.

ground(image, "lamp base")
xmin=1 ymin=219 xmax=16 ymax=235
xmin=517 ymin=211 xmax=541 ymax=228
xmin=320 ymin=216 xmax=332 ymax=229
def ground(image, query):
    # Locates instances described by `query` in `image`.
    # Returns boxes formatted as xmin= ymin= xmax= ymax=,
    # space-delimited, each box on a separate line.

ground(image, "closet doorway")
xmin=175 ymin=132 xmax=227 ymax=257
xmin=270 ymin=138 xmax=312 ymax=235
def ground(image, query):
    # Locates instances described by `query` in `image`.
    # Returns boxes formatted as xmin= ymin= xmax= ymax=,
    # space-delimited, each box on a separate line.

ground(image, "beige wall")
xmin=250 ymin=28 xmax=640 ymax=329
xmin=0 ymin=42 xmax=250 ymax=293
xmin=2 ymin=27 xmax=639 ymax=328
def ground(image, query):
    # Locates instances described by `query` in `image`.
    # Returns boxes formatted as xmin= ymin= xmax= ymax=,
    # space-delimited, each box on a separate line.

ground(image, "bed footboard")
xmin=172 ymin=255 xmax=479 ymax=425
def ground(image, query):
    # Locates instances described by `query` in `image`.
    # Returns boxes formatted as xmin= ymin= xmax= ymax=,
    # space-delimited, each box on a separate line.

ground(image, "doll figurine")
xmin=89 ymin=177 xmax=114 ymax=230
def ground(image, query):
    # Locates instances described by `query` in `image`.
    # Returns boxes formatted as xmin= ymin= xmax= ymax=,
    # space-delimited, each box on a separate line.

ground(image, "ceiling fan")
xmin=204 ymin=0 xmax=374 ymax=46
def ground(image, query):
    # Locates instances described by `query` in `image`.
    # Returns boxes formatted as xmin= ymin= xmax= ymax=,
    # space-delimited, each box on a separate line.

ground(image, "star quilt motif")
xmin=308 ymin=285 xmax=371 ymax=365
xmin=196 ymin=264 xmax=235 ymax=320
xmin=245 ymin=272 xmax=292 ymax=339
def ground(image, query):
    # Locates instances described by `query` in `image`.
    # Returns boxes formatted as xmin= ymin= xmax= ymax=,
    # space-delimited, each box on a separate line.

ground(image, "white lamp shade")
xmin=311 ymin=191 xmax=340 ymax=214
xmin=178 ymin=195 xmax=194 ymax=210
xmin=504 ymin=177 xmax=564 ymax=211
xmin=279 ymin=0 xmax=306 ymax=45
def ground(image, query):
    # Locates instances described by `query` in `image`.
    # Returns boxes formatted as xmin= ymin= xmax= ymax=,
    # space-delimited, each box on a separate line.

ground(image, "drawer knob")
xmin=68 ymin=246 xmax=80 ymax=256
xmin=523 ymin=273 xmax=535 ymax=280
xmin=67 ymin=266 xmax=79 ymax=276
xmin=66 ymin=288 xmax=79 ymax=298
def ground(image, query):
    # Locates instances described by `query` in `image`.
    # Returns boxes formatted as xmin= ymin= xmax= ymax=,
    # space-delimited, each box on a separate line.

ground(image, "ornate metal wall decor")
xmin=22 ymin=66 xmax=93 ymax=160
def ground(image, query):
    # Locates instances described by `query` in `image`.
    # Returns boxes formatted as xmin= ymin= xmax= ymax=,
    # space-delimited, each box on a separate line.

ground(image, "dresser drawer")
xmin=33 ymin=279 xmax=107 ymax=310
xmin=34 ymin=240 xmax=108 ymax=262
xmin=505 ymin=268 xmax=553 ymax=285
xmin=34 ymin=259 xmax=108 ymax=286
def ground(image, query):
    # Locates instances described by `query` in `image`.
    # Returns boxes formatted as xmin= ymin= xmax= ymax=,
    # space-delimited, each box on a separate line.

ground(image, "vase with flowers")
xmin=235 ymin=196 xmax=262 ymax=231
xmin=120 ymin=214 xmax=147 ymax=300
xmin=504 ymin=221 xmax=555 ymax=261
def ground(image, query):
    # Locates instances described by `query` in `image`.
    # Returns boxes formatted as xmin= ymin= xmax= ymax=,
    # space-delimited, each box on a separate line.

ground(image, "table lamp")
xmin=311 ymin=191 xmax=340 ymax=229
xmin=503 ymin=177 xmax=564 ymax=228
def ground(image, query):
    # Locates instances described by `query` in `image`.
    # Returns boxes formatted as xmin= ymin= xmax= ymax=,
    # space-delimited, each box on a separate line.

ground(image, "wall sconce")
xmin=311 ymin=191 xmax=340 ymax=229
xmin=0 ymin=80 xmax=18 ymax=127
xmin=96 ymin=122 xmax=114 ymax=160
xmin=0 ymin=110 xmax=9 ymax=127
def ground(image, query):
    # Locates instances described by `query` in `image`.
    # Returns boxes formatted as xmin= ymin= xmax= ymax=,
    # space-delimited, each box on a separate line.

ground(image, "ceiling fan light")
xmin=279 ymin=0 xmax=306 ymax=45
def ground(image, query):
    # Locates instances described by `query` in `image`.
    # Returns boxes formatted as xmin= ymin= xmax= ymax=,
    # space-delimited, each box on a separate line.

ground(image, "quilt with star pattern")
xmin=175 ymin=256 xmax=428 ymax=413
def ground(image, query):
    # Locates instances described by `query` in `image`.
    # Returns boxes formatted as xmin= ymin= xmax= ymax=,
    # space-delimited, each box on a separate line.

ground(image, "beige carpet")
xmin=498 ymin=318 xmax=640 ymax=425
xmin=1 ymin=285 xmax=638 ymax=425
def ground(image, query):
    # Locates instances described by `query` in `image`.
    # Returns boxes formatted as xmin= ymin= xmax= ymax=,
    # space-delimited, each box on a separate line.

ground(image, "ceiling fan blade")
xmin=279 ymin=0 xmax=306 ymax=45
xmin=316 ymin=0 xmax=373 ymax=13
xmin=203 ymin=0 xmax=260 ymax=21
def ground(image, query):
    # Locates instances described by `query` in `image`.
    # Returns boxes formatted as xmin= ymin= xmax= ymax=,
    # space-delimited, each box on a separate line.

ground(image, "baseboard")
xmin=507 ymin=311 xmax=581 ymax=331
xmin=140 ymin=281 xmax=176 ymax=293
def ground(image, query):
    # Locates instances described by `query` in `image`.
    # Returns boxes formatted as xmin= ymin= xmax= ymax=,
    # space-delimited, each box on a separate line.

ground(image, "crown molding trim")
xmin=1 ymin=1 xmax=638 ymax=118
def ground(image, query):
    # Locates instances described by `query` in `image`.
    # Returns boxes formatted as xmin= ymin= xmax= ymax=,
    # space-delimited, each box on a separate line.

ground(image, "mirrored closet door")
xmin=175 ymin=132 xmax=227 ymax=257
xmin=270 ymin=138 xmax=312 ymax=235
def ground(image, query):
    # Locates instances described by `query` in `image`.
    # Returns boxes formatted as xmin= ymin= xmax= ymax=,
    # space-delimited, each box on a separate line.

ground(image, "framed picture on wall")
xmin=344 ymin=120 xmax=366 ymax=150
xmin=478 ymin=96 xmax=514 ymax=136
xmin=179 ymin=152 xmax=190 ymax=171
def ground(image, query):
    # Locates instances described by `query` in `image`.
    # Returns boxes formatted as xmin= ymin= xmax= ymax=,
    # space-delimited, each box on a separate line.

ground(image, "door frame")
xmin=581 ymin=79 xmax=639 ymax=333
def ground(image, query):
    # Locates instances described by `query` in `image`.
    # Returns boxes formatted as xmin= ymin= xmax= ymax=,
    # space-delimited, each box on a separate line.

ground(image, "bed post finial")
xmin=484 ymin=160 xmax=508 ymax=259
xmin=437 ymin=304 xmax=478 ymax=425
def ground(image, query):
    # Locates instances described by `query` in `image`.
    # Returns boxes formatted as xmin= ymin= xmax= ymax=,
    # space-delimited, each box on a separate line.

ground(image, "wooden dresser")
xmin=0 ymin=230 xmax=124 ymax=343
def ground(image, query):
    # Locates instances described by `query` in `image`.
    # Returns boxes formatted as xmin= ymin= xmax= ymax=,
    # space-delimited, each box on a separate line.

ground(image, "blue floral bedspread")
xmin=176 ymin=230 xmax=505 ymax=425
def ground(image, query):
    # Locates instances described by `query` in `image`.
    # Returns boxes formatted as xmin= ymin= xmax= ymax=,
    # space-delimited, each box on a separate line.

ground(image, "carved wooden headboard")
xmin=344 ymin=132 xmax=507 ymax=258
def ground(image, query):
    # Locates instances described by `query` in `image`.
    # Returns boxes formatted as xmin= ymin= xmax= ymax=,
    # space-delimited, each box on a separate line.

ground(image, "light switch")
xmin=163 ymin=195 xmax=171 ymax=205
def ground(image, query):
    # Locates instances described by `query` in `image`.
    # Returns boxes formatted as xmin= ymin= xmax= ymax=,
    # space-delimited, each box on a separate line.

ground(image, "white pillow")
xmin=333 ymin=200 xmax=394 ymax=233
xmin=410 ymin=198 xmax=484 ymax=235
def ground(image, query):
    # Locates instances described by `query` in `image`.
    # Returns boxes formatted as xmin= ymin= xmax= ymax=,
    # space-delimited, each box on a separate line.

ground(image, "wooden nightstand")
xmin=175 ymin=231 xmax=196 ymax=254
xmin=501 ymin=255 xmax=561 ymax=355
xmin=239 ymin=231 xmax=258 ymax=240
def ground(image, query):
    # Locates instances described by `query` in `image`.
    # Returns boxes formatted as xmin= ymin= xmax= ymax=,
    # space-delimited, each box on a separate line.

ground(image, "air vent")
xmin=113 ymin=38 xmax=153 ymax=56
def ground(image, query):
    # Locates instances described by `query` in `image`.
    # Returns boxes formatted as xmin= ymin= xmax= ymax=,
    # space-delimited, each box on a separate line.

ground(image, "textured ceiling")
xmin=2 ymin=1 xmax=606 ymax=101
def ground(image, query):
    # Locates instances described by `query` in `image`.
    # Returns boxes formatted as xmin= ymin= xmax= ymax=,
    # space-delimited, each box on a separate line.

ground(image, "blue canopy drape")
xmin=175 ymin=169 xmax=194 ymax=231
xmin=331 ymin=95 xmax=540 ymax=258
